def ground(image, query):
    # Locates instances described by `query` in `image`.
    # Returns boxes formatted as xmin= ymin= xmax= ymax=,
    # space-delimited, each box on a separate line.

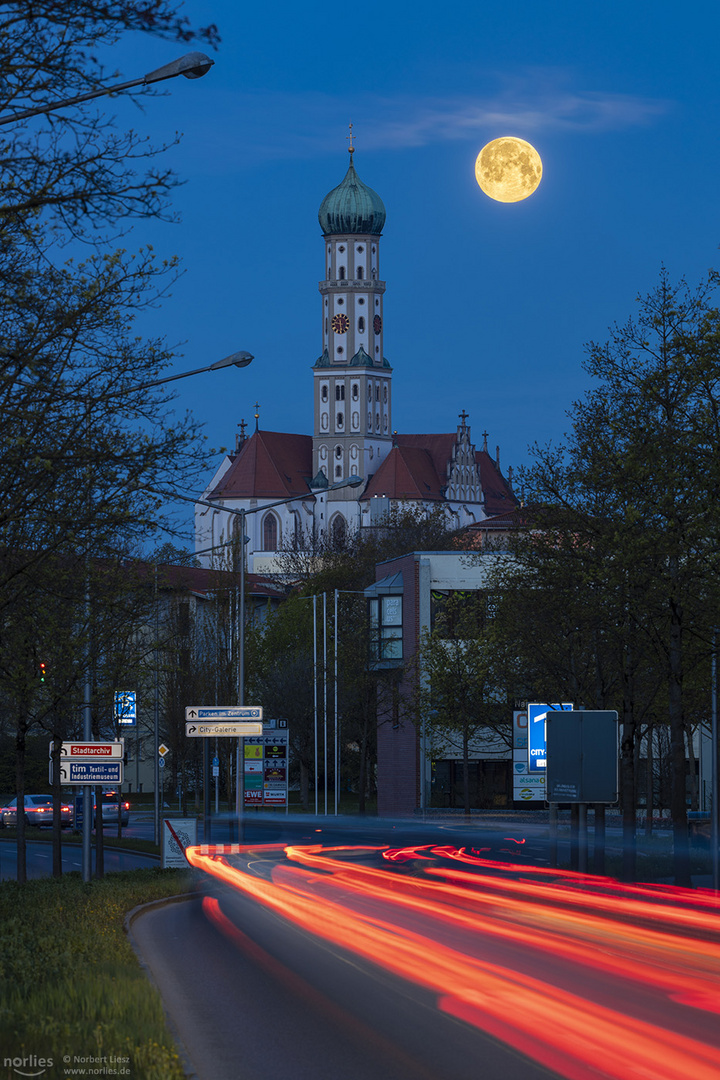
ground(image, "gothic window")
xmin=331 ymin=513 xmax=347 ymax=547
xmin=321 ymin=385 xmax=328 ymax=402
xmin=335 ymin=384 xmax=345 ymax=401
xmin=335 ymin=445 xmax=343 ymax=459
xmin=357 ymin=266 xmax=364 ymax=279
xmin=358 ymin=317 xmax=365 ymax=332
xmin=375 ymin=385 xmax=380 ymax=401
xmin=334 ymin=465 xmax=343 ymax=480
xmin=263 ymin=513 xmax=279 ymax=551
xmin=351 ymin=384 xmax=359 ymax=400
xmin=339 ymin=267 xmax=345 ymax=280
xmin=336 ymin=412 xmax=344 ymax=428
xmin=383 ymin=385 xmax=388 ymax=402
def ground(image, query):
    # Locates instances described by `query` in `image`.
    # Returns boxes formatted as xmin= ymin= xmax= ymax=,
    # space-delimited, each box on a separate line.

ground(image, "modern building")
xmin=365 ymin=550 xmax=515 ymax=817
xmin=195 ymin=149 xmax=516 ymax=571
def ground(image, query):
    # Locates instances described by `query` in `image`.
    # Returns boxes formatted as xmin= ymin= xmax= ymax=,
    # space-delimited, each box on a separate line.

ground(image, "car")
xmin=73 ymin=790 xmax=130 ymax=828
xmin=0 ymin=794 xmax=73 ymax=828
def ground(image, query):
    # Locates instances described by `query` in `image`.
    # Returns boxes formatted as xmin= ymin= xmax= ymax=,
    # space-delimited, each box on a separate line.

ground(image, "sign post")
xmin=184 ymin=706 xmax=265 ymax=841
xmin=546 ymin=710 xmax=619 ymax=873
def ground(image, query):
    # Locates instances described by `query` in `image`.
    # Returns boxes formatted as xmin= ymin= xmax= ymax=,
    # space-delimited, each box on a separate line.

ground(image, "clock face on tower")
xmin=373 ymin=314 xmax=382 ymax=334
xmin=331 ymin=313 xmax=350 ymax=334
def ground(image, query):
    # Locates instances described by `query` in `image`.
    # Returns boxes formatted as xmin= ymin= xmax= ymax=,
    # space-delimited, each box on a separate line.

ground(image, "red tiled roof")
xmin=394 ymin=433 xmax=455 ymax=482
xmin=362 ymin=445 xmax=445 ymax=500
xmin=361 ymin=434 xmax=517 ymax=512
xmin=211 ymin=431 xmax=313 ymax=500
xmin=476 ymin=450 xmax=517 ymax=515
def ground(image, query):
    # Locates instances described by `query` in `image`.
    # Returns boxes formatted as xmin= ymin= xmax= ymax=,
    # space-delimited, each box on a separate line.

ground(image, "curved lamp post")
xmin=0 ymin=52 xmax=214 ymax=126
xmin=87 ymin=348 xmax=252 ymax=869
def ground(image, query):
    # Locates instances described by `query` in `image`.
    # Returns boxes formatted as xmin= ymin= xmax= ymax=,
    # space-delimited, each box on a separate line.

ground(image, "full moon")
xmin=475 ymin=137 xmax=543 ymax=203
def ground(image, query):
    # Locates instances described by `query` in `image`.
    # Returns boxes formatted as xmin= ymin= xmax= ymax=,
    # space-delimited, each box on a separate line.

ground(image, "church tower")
xmin=313 ymin=146 xmax=393 ymax=498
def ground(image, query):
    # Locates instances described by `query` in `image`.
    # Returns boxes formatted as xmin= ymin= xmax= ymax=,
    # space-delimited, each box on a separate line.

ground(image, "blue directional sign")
xmin=114 ymin=690 xmax=137 ymax=727
xmin=527 ymin=702 xmax=573 ymax=773
xmin=61 ymin=760 xmax=124 ymax=785
xmin=185 ymin=706 xmax=263 ymax=721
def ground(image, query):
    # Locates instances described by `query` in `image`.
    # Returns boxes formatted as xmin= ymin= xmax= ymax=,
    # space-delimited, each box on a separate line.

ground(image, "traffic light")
xmin=39 ymin=661 xmax=46 ymax=683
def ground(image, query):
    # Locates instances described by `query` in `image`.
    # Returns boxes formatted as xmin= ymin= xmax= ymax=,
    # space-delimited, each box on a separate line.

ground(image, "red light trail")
xmin=188 ymin=842 xmax=720 ymax=1080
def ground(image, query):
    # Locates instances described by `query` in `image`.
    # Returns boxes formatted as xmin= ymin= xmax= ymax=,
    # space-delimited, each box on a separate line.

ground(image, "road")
xmin=0 ymin=815 xmax=159 ymax=879
xmin=130 ymin=835 xmax=720 ymax=1080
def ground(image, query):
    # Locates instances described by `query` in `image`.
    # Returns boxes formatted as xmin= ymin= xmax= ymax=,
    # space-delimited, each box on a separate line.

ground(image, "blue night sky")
xmin=107 ymin=0 xmax=720 ymax=527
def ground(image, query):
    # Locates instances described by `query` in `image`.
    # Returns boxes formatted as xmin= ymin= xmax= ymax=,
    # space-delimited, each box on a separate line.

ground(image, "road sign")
xmin=159 ymin=744 xmax=170 ymax=757
xmin=185 ymin=722 xmax=263 ymax=738
xmin=162 ymin=818 xmax=197 ymax=869
xmin=50 ymin=740 xmax=123 ymax=759
xmin=185 ymin=706 xmax=263 ymax=722
xmin=546 ymin=710 xmax=619 ymax=803
xmin=527 ymin=702 xmax=573 ymax=772
xmin=159 ymin=757 xmax=166 ymax=769
xmin=53 ymin=760 xmax=124 ymax=785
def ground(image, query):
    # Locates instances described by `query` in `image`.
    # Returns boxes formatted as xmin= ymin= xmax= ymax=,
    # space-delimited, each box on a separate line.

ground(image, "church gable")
xmin=211 ymin=431 xmax=313 ymax=500
xmin=362 ymin=444 xmax=444 ymax=501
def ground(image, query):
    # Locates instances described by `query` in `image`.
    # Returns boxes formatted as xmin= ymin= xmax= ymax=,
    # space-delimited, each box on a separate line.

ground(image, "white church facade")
xmin=195 ymin=148 xmax=516 ymax=574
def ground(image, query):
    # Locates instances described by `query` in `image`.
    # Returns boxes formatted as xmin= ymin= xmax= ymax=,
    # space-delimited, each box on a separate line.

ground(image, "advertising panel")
xmin=527 ymin=703 xmax=573 ymax=773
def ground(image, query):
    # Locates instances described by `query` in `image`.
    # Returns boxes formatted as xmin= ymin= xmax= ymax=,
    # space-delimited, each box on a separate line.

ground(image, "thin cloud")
xmin=182 ymin=76 xmax=670 ymax=169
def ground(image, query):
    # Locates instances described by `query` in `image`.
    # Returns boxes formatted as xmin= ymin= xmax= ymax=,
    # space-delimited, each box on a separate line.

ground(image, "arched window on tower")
xmin=339 ymin=267 xmax=345 ymax=280
xmin=263 ymin=512 xmax=279 ymax=551
xmin=358 ymin=317 xmax=365 ymax=333
xmin=357 ymin=266 xmax=364 ymax=279
xmin=335 ymin=384 xmax=345 ymax=401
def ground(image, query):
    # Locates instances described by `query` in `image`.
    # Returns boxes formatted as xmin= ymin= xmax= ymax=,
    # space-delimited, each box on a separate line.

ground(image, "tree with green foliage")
xmin=507 ymin=268 xmax=720 ymax=885
xmin=0 ymin=2 xmax=219 ymax=878
xmin=416 ymin=589 xmax=511 ymax=813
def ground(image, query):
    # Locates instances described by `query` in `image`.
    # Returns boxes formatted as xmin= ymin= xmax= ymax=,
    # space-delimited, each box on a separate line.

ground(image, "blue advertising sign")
xmin=114 ymin=690 xmax=136 ymax=727
xmin=527 ymin=702 xmax=573 ymax=772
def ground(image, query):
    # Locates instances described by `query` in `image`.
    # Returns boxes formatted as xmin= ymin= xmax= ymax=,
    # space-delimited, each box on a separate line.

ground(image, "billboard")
xmin=527 ymin=702 xmax=573 ymax=772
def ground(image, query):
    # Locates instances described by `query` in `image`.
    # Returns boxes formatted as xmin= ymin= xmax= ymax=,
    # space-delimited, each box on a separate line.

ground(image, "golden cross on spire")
xmin=347 ymin=122 xmax=355 ymax=156
xmin=254 ymin=401 xmax=260 ymax=432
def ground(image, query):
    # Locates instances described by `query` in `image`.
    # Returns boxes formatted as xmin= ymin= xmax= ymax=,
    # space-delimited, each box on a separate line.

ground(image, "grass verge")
xmin=0 ymin=867 xmax=196 ymax=1079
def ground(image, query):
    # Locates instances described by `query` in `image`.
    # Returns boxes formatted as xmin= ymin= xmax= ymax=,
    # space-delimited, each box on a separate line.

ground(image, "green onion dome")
xmin=318 ymin=154 xmax=386 ymax=236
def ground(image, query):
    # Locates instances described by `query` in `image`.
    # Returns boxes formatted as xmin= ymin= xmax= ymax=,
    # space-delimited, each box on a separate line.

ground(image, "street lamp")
xmin=2 ymin=50 xmax=218 ymax=883
xmin=132 ymin=351 xmax=253 ymax=392
xmin=84 ymin=349 xmax=254 ymax=864
xmin=0 ymin=52 xmax=214 ymax=126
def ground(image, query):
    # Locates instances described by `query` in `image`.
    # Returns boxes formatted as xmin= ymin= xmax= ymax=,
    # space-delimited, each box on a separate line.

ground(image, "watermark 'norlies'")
xmin=3 ymin=1055 xmax=53 ymax=1077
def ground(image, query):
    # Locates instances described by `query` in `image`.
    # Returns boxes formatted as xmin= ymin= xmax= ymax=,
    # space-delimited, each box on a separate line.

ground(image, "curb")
xmin=124 ymin=889 xmax=204 ymax=1080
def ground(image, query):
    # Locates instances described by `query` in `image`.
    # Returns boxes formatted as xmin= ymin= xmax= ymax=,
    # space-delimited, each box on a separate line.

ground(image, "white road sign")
xmin=50 ymin=740 xmax=123 ymax=759
xmin=185 ymin=721 xmax=263 ymax=738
